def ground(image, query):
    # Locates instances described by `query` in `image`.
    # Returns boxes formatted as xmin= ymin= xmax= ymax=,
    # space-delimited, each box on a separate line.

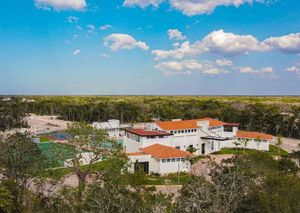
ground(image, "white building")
xmin=128 ymin=143 xmax=191 ymax=175
xmin=2 ymin=97 xmax=11 ymax=102
xmin=93 ymin=119 xmax=121 ymax=138
xmin=124 ymin=117 xmax=273 ymax=156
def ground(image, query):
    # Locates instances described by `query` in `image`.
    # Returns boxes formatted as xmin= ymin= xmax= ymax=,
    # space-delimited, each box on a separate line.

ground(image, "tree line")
xmin=0 ymin=99 xmax=28 ymax=132
xmin=23 ymin=96 xmax=300 ymax=139
xmin=1 ymin=96 xmax=300 ymax=139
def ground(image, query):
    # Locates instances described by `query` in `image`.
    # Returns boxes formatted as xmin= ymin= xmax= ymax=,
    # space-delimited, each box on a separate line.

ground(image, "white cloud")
xmin=73 ymin=49 xmax=81 ymax=55
xmin=235 ymin=66 xmax=256 ymax=73
xmin=287 ymin=66 xmax=300 ymax=73
xmin=152 ymin=30 xmax=265 ymax=60
xmin=155 ymin=59 xmax=228 ymax=76
xmin=72 ymin=34 xmax=79 ymax=39
xmin=100 ymin=53 xmax=110 ymax=58
xmin=201 ymin=30 xmax=267 ymax=55
xmin=172 ymin=42 xmax=180 ymax=48
xmin=152 ymin=41 xmax=203 ymax=60
xmin=35 ymin=0 xmax=86 ymax=11
xmin=87 ymin=24 xmax=96 ymax=33
xmin=262 ymin=33 xmax=300 ymax=54
xmin=76 ymin=25 xmax=83 ymax=31
xmin=99 ymin=25 xmax=112 ymax=30
xmin=216 ymin=58 xmax=233 ymax=66
xmin=168 ymin=0 xmax=265 ymax=16
xmin=168 ymin=29 xmax=186 ymax=41
xmin=123 ymin=0 xmax=164 ymax=8
xmin=235 ymin=66 xmax=275 ymax=78
xmin=153 ymin=30 xmax=300 ymax=60
xmin=123 ymin=0 xmax=267 ymax=16
xmin=260 ymin=66 xmax=273 ymax=73
xmin=67 ymin=16 xmax=79 ymax=23
xmin=104 ymin=34 xmax=149 ymax=51
xmin=286 ymin=66 xmax=300 ymax=77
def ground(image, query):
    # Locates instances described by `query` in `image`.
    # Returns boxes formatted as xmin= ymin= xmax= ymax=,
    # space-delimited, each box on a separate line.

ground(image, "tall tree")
xmin=0 ymin=133 xmax=47 ymax=212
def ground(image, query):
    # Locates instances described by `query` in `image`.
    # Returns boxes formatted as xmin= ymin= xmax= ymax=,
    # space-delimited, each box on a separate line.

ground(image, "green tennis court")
xmin=38 ymin=141 xmax=77 ymax=167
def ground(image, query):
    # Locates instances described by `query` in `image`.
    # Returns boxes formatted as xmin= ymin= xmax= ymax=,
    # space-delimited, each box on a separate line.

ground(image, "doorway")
xmin=201 ymin=143 xmax=205 ymax=155
xmin=134 ymin=162 xmax=149 ymax=174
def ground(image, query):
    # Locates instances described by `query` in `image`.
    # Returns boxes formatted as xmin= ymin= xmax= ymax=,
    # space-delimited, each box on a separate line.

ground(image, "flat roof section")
xmin=126 ymin=129 xmax=173 ymax=137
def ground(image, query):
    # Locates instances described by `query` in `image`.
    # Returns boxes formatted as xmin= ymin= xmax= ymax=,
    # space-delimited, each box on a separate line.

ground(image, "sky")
xmin=0 ymin=0 xmax=300 ymax=95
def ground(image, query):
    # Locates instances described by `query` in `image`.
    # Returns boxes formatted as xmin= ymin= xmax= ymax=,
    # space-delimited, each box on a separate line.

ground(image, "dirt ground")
xmin=25 ymin=114 xmax=70 ymax=135
xmin=272 ymin=137 xmax=300 ymax=153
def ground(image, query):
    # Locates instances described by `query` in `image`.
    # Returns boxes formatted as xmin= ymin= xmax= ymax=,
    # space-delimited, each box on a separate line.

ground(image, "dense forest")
xmin=24 ymin=96 xmax=300 ymax=139
xmin=1 ymin=96 xmax=300 ymax=138
xmin=0 ymin=99 xmax=28 ymax=131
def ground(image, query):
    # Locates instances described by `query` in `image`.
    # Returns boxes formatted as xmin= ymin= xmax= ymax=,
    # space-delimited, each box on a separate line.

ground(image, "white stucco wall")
xmin=128 ymin=155 xmax=191 ymax=175
xmin=158 ymin=158 xmax=190 ymax=174
xmin=220 ymin=139 xmax=270 ymax=151
xmin=124 ymin=137 xmax=142 ymax=153
xmin=128 ymin=155 xmax=160 ymax=174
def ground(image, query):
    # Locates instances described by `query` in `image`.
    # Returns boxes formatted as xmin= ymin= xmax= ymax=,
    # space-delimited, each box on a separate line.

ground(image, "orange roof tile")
xmin=127 ymin=152 xmax=147 ymax=156
xmin=236 ymin=131 xmax=273 ymax=140
xmin=156 ymin=117 xmax=225 ymax=131
xmin=126 ymin=129 xmax=172 ymax=136
xmin=139 ymin=144 xmax=192 ymax=159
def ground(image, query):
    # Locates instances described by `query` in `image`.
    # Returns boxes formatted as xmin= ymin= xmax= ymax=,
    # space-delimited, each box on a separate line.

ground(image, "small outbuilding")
xmin=128 ymin=143 xmax=192 ymax=175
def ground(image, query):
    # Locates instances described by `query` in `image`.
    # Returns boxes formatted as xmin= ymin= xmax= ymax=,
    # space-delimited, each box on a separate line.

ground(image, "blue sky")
xmin=0 ymin=0 xmax=300 ymax=95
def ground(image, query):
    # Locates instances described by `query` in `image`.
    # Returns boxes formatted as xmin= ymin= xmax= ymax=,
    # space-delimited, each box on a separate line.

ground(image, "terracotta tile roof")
xmin=126 ymin=129 xmax=172 ymax=136
xmin=224 ymin=123 xmax=240 ymax=127
xmin=139 ymin=144 xmax=192 ymax=159
xmin=127 ymin=152 xmax=147 ymax=156
xmin=156 ymin=117 xmax=225 ymax=131
xmin=236 ymin=131 xmax=273 ymax=140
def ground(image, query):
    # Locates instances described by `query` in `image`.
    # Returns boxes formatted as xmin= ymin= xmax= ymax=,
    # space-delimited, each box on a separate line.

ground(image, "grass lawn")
xmin=40 ymin=159 xmax=192 ymax=185
xmin=213 ymin=145 xmax=288 ymax=156
xmin=145 ymin=173 xmax=190 ymax=185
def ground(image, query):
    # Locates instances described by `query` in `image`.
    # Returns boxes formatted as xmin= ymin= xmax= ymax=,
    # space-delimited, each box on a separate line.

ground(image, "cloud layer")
xmin=152 ymin=30 xmax=300 ymax=60
xmin=154 ymin=59 xmax=229 ymax=76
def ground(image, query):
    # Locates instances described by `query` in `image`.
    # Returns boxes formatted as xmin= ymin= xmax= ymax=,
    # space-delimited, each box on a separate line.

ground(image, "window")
xmin=211 ymin=141 xmax=214 ymax=150
xmin=181 ymin=158 xmax=185 ymax=162
xmin=167 ymin=159 xmax=171 ymax=162
xmin=177 ymin=158 xmax=180 ymax=162
xmin=174 ymin=130 xmax=177 ymax=134
xmin=188 ymin=129 xmax=191 ymax=133
xmin=185 ymin=130 xmax=187 ymax=133
xmin=172 ymin=158 xmax=176 ymax=162
xmin=162 ymin=159 xmax=166 ymax=163
xmin=224 ymin=126 xmax=233 ymax=132
xmin=171 ymin=131 xmax=173 ymax=134
xmin=175 ymin=146 xmax=180 ymax=150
